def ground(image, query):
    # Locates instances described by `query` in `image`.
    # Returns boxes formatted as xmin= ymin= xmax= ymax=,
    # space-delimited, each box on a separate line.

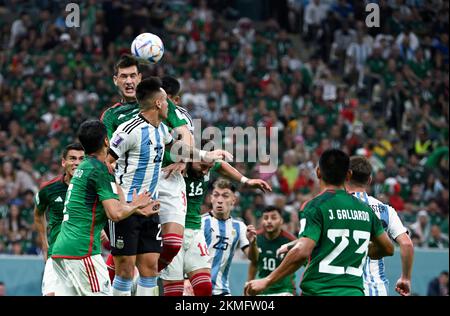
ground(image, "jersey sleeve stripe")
xmin=39 ymin=175 xmax=64 ymax=189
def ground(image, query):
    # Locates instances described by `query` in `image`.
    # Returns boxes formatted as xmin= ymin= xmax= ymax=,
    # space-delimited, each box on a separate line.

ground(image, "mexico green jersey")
xmin=185 ymin=162 xmax=221 ymax=230
xmin=256 ymin=230 xmax=297 ymax=295
xmin=52 ymin=156 xmax=119 ymax=259
xmin=101 ymin=100 xmax=140 ymax=140
xmin=162 ymin=99 xmax=189 ymax=167
xmin=34 ymin=175 xmax=69 ymax=258
xmin=299 ymin=189 xmax=384 ymax=296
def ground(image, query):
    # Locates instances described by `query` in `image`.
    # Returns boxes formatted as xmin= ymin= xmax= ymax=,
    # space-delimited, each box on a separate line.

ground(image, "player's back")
xmin=300 ymin=189 xmax=384 ymax=296
xmin=353 ymin=192 xmax=407 ymax=295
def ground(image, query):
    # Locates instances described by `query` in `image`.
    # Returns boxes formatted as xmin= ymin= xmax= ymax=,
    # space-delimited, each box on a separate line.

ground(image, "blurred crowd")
xmin=0 ymin=0 xmax=448 ymax=256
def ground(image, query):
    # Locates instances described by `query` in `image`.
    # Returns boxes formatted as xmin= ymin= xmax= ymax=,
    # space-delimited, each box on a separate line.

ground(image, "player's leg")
xmin=110 ymin=216 xmax=140 ymax=296
xmin=160 ymin=233 xmax=185 ymax=296
xmin=157 ymin=173 xmax=186 ymax=271
xmin=185 ymin=229 xmax=212 ymax=296
xmin=135 ymin=216 xmax=162 ymax=296
xmin=42 ymin=257 xmax=57 ymax=296
xmin=52 ymin=258 xmax=77 ymax=296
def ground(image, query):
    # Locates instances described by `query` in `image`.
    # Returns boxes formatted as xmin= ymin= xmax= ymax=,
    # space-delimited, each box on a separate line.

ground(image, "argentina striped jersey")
xmin=201 ymin=212 xmax=249 ymax=295
xmin=110 ymin=114 xmax=173 ymax=202
xmin=353 ymin=191 xmax=407 ymax=296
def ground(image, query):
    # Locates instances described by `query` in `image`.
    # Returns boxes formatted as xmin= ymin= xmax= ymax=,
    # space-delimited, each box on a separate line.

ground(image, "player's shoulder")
xmin=280 ymin=230 xmax=297 ymax=241
xmin=39 ymin=175 xmax=64 ymax=190
xmin=116 ymin=115 xmax=146 ymax=134
xmin=231 ymin=217 xmax=247 ymax=229
xmin=100 ymin=102 xmax=122 ymax=119
xmin=201 ymin=211 xmax=213 ymax=220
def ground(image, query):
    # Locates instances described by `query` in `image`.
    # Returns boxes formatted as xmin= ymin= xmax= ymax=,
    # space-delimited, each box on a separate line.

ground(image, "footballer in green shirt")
xmin=245 ymin=149 xmax=394 ymax=296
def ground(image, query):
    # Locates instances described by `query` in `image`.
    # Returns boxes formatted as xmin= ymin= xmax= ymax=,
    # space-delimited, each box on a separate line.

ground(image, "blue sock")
xmin=113 ymin=276 xmax=133 ymax=292
xmin=138 ymin=276 xmax=158 ymax=288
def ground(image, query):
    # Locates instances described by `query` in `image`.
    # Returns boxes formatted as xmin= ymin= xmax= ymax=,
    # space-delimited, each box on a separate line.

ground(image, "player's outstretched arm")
xmin=173 ymin=125 xmax=194 ymax=148
xmin=395 ymin=232 xmax=414 ymax=296
xmin=217 ymin=161 xmax=272 ymax=193
xmin=368 ymin=231 xmax=395 ymax=260
xmin=166 ymin=140 xmax=233 ymax=162
xmin=103 ymin=188 xmax=157 ymax=222
xmin=34 ymin=206 xmax=49 ymax=262
xmin=245 ymin=237 xmax=315 ymax=296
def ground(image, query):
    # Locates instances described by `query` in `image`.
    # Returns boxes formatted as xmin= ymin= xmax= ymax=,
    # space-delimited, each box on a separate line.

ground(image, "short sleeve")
xmin=239 ymin=222 xmax=250 ymax=250
xmin=34 ymin=190 xmax=48 ymax=214
xmin=299 ymin=205 xmax=322 ymax=242
xmin=387 ymin=206 xmax=407 ymax=240
xmin=94 ymin=168 xmax=119 ymax=202
xmin=109 ymin=130 xmax=134 ymax=160
xmin=162 ymin=124 xmax=173 ymax=145
xmin=165 ymin=99 xmax=187 ymax=128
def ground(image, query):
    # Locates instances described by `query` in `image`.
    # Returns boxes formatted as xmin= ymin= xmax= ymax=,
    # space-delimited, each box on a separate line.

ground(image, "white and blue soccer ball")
xmin=131 ymin=33 xmax=164 ymax=63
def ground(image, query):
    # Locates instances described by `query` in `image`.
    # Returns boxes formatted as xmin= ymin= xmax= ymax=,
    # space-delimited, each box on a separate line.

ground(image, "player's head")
xmin=316 ymin=149 xmax=351 ymax=186
xmin=348 ymin=156 xmax=373 ymax=188
xmin=77 ymin=120 xmax=109 ymax=155
xmin=211 ymin=178 xmax=236 ymax=219
xmin=189 ymin=140 xmax=216 ymax=178
xmin=261 ymin=206 xmax=283 ymax=234
xmin=161 ymin=76 xmax=181 ymax=105
xmin=113 ymin=54 xmax=142 ymax=101
xmin=62 ymin=143 xmax=85 ymax=177
xmin=136 ymin=77 xmax=169 ymax=119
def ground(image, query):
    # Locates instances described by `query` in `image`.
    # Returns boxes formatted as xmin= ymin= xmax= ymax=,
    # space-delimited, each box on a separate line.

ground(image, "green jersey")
xmin=299 ymin=189 xmax=384 ymax=296
xmin=34 ymin=175 xmax=69 ymax=258
xmin=185 ymin=162 xmax=221 ymax=230
xmin=52 ymin=156 xmax=119 ymax=259
xmin=162 ymin=99 xmax=189 ymax=167
xmin=101 ymin=100 xmax=140 ymax=140
xmin=256 ymin=230 xmax=297 ymax=295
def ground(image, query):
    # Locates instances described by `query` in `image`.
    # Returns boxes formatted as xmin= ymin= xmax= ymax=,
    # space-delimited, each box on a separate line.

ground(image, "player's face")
xmin=262 ymin=210 xmax=283 ymax=233
xmin=62 ymin=150 xmax=85 ymax=177
xmin=157 ymin=89 xmax=169 ymax=119
xmin=114 ymin=66 xmax=141 ymax=100
xmin=190 ymin=161 xmax=214 ymax=178
xmin=211 ymin=188 xmax=236 ymax=218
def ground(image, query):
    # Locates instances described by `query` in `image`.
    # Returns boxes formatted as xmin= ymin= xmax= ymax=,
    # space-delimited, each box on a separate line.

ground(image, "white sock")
xmin=136 ymin=285 xmax=159 ymax=296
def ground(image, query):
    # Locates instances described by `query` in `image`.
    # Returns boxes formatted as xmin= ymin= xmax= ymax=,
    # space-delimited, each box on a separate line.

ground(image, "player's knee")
xmin=114 ymin=257 xmax=136 ymax=279
xmin=190 ymin=273 xmax=212 ymax=296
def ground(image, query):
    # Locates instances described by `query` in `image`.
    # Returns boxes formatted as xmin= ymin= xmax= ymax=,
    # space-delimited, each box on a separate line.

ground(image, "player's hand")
xmin=131 ymin=189 xmax=152 ymax=209
xmin=245 ymin=179 xmax=272 ymax=193
xmin=244 ymin=278 xmax=269 ymax=296
xmin=276 ymin=243 xmax=290 ymax=258
xmin=138 ymin=200 xmax=160 ymax=217
xmin=205 ymin=150 xmax=233 ymax=162
xmin=395 ymin=277 xmax=411 ymax=296
xmin=162 ymin=162 xmax=186 ymax=179
xmin=246 ymin=225 xmax=257 ymax=244
xmin=101 ymin=230 xmax=109 ymax=243
xmin=105 ymin=160 xmax=116 ymax=174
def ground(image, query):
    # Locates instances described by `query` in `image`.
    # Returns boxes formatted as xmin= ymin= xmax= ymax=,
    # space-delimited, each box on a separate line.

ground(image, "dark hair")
xmin=213 ymin=178 xmax=236 ymax=193
xmin=135 ymin=77 xmax=163 ymax=109
xmin=161 ymin=76 xmax=181 ymax=97
xmin=114 ymin=54 xmax=140 ymax=75
xmin=319 ymin=149 xmax=350 ymax=185
xmin=77 ymin=120 xmax=107 ymax=154
xmin=62 ymin=143 xmax=84 ymax=159
xmin=263 ymin=206 xmax=283 ymax=216
xmin=349 ymin=156 xmax=372 ymax=186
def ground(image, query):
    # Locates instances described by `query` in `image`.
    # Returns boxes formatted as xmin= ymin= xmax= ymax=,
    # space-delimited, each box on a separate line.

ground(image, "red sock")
xmin=163 ymin=281 xmax=184 ymax=296
xmin=158 ymin=234 xmax=183 ymax=272
xmin=105 ymin=254 xmax=115 ymax=284
xmin=190 ymin=273 xmax=212 ymax=296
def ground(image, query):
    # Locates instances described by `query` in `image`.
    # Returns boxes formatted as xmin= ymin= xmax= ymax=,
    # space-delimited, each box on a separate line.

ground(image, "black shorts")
xmin=109 ymin=214 xmax=162 ymax=256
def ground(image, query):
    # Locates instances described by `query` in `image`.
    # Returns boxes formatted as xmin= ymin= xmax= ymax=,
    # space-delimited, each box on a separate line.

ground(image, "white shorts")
xmin=158 ymin=172 xmax=187 ymax=226
xmin=53 ymin=254 xmax=112 ymax=296
xmin=42 ymin=258 xmax=57 ymax=295
xmin=160 ymin=228 xmax=211 ymax=281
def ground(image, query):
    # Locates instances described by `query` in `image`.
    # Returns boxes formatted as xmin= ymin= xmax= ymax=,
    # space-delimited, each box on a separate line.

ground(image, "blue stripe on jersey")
xmin=379 ymin=259 xmax=389 ymax=294
xmin=204 ymin=217 xmax=212 ymax=247
xmin=363 ymin=192 xmax=369 ymax=204
xmin=221 ymin=221 xmax=241 ymax=291
xmin=161 ymin=124 xmax=167 ymax=136
xmin=148 ymin=127 xmax=162 ymax=199
xmin=379 ymin=204 xmax=390 ymax=228
xmin=127 ymin=126 xmax=150 ymax=202
xmin=211 ymin=219 xmax=226 ymax=291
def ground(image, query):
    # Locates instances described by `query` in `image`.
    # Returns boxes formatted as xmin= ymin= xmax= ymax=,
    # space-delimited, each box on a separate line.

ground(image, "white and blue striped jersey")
xmin=110 ymin=114 xmax=173 ymax=202
xmin=201 ymin=212 xmax=249 ymax=296
xmin=353 ymin=191 xmax=407 ymax=296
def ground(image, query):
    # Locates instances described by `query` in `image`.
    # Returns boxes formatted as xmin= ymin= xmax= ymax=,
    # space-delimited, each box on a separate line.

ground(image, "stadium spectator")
xmin=427 ymin=271 xmax=449 ymax=296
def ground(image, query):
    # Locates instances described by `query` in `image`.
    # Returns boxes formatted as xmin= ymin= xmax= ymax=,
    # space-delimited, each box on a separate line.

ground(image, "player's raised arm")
xmin=216 ymin=161 xmax=272 ymax=193
xmin=165 ymin=140 xmax=233 ymax=163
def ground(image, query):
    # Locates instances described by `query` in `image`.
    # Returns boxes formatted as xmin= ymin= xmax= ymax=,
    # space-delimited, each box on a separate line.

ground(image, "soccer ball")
xmin=131 ymin=33 xmax=164 ymax=63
